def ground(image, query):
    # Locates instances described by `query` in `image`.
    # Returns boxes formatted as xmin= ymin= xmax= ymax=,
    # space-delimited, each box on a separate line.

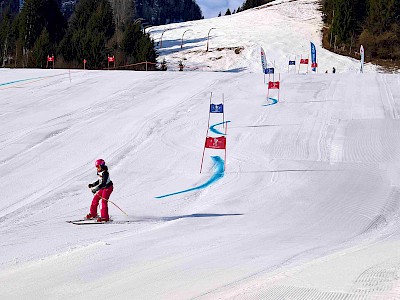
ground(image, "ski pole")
xmin=92 ymin=190 xmax=129 ymax=216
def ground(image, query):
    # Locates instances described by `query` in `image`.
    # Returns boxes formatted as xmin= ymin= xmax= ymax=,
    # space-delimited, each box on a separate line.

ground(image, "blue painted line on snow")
xmin=263 ymin=97 xmax=278 ymax=107
xmin=0 ymin=76 xmax=46 ymax=87
xmin=209 ymin=120 xmax=231 ymax=135
xmin=155 ymin=156 xmax=225 ymax=199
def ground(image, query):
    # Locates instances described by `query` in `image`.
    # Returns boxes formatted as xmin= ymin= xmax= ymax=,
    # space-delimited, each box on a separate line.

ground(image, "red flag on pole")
xmin=268 ymin=81 xmax=280 ymax=89
xmin=205 ymin=136 xmax=226 ymax=149
xmin=108 ymin=56 xmax=115 ymax=62
xmin=47 ymin=55 xmax=54 ymax=62
xmin=311 ymin=62 xmax=318 ymax=68
xmin=300 ymin=58 xmax=308 ymax=64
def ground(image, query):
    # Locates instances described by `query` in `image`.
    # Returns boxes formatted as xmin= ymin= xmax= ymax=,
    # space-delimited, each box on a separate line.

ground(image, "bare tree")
xmin=109 ymin=0 xmax=136 ymax=29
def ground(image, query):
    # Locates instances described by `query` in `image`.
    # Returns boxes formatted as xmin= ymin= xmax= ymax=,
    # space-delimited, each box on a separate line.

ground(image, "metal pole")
xmin=181 ymin=29 xmax=193 ymax=49
xmin=224 ymin=123 xmax=228 ymax=172
xmin=298 ymin=55 xmax=301 ymax=74
xmin=222 ymin=93 xmax=225 ymax=128
xmin=206 ymin=28 xmax=216 ymax=52
xmin=278 ymin=73 xmax=281 ymax=101
xmin=160 ymin=29 xmax=169 ymax=49
xmin=94 ymin=191 xmax=129 ymax=216
xmin=200 ymin=92 xmax=213 ymax=173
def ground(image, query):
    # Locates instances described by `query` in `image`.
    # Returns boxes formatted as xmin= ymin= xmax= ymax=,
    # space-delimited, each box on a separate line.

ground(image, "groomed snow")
xmin=1 ymin=0 xmax=400 ymax=299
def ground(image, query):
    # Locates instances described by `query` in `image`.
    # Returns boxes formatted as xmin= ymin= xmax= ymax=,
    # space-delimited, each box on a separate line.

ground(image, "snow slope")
xmin=150 ymin=0 xmax=375 ymax=73
xmin=2 ymin=68 xmax=400 ymax=300
xmin=1 ymin=1 xmax=400 ymax=299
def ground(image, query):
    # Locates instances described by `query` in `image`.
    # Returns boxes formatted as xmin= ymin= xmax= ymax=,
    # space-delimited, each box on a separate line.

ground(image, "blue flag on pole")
xmin=311 ymin=42 xmax=317 ymax=72
xmin=210 ymin=104 xmax=224 ymax=113
xmin=264 ymin=67 xmax=274 ymax=74
xmin=289 ymin=60 xmax=296 ymax=65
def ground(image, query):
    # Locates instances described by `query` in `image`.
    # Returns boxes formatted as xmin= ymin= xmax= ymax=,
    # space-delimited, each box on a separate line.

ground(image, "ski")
xmin=67 ymin=219 xmax=138 ymax=225
xmin=69 ymin=219 xmax=110 ymax=225
xmin=66 ymin=219 xmax=86 ymax=223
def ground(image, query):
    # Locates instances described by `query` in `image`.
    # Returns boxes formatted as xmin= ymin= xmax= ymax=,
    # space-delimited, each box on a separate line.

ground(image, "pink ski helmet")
xmin=95 ymin=159 xmax=105 ymax=167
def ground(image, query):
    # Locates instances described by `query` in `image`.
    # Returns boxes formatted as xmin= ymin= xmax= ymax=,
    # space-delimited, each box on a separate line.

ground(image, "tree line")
xmin=241 ymin=0 xmax=274 ymax=11
xmin=136 ymin=0 xmax=203 ymax=26
xmin=0 ymin=0 xmax=158 ymax=69
xmin=321 ymin=0 xmax=400 ymax=62
xmin=216 ymin=0 xmax=274 ymax=17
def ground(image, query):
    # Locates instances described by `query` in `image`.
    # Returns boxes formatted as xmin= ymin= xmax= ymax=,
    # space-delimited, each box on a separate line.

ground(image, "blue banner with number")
xmin=210 ymin=104 xmax=224 ymax=113
xmin=264 ymin=67 xmax=274 ymax=74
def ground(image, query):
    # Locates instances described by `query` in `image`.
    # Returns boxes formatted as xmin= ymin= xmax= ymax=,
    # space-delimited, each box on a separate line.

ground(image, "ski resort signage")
xmin=267 ymin=74 xmax=281 ymax=103
xmin=46 ymin=55 xmax=55 ymax=68
xmin=107 ymin=55 xmax=115 ymax=70
xmin=268 ymin=81 xmax=280 ymax=89
xmin=260 ymin=47 xmax=267 ymax=73
xmin=310 ymin=42 xmax=318 ymax=72
xmin=360 ymin=45 xmax=364 ymax=73
xmin=298 ymin=56 xmax=309 ymax=73
xmin=288 ymin=57 xmax=296 ymax=73
xmin=264 ymin=67 xmax=275 ymax=74
xmin=205 ymin=136 xmax=226 ymax=149
xmin=210 ymin=104 xmax=224 ymax=113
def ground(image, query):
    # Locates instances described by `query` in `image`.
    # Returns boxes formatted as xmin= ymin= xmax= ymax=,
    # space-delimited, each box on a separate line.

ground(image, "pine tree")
xmin=242 ymin=0 xmax=273 ymax=10
xmin=134 ymin=0 xmax=202 ymax=25
xmin=121 ymin=21 xmax=157 ymax=67
xmin=322 ymin=0 xmax=400 ymax=62
xmin=225 ymin=8 xmax=231 ymax=16
xmin=30 ymin=28 xmax=51 ymax=67
xmin=110 ymin=0 xmax=135 ymax=30
xmin=59 ymin=0 xmax=115 ymax=68
xmin=367 ymin=0 xmax=398 ymax=33
xmin=17 ymin=0 xmax=66 ymax=67
xmin=0 ymin=7 xmax=14 ymax=66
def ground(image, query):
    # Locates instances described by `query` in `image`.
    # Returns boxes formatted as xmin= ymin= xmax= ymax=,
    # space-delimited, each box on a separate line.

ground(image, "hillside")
xmin=149 ymin=0 xmax=376 ymax=73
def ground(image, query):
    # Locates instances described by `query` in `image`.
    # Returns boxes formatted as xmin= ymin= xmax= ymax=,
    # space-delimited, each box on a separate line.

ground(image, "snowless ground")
xmin=1 ymin=0 xmax=400 ymax=299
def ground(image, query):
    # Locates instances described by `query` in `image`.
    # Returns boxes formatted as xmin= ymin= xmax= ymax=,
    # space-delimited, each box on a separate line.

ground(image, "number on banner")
xmin=268 ymin=81 xmax=280 ymax=89
xmin=210 ymin=104 xmax=224 ymax=113
xmin=205 ymin=136 xmax=226 ymax=149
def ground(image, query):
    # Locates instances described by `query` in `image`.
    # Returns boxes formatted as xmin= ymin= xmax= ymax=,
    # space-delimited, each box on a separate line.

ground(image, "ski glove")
xmin=88 ymin=183 xmax=93 ymax=188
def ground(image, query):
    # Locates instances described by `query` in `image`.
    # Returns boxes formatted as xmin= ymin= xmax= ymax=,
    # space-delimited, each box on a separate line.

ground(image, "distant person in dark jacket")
xmin=86 ymin=159 xmax=113 ymax=222
xmin=332 ymin=67 xmax=336 ymax=73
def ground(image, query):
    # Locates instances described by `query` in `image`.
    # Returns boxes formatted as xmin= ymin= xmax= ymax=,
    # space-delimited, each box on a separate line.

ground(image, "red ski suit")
xmin=90 ymin=166 xmax=113 ymax=219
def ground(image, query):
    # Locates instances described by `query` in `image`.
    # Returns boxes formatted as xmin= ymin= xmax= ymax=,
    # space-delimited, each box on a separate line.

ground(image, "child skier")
xmin=86 ymin=159 xmax=114 ymax=222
